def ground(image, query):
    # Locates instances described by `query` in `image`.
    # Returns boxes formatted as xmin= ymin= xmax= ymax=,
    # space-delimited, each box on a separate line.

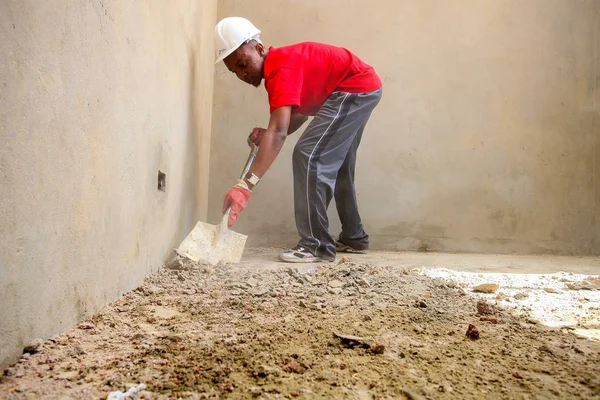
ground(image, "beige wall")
xmin=0 ymin=0 xmax=216 ymax=368
xmin=593 ymin=6 xmax=600 ymax=249
xmin=211 ymin=0 xmax=600 ymax=255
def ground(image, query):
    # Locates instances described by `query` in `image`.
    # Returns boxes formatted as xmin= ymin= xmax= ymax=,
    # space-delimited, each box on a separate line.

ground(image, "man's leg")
xmin=334 ymin=122 xmax=370 ymax=251
xmin=288 ymin=89 xmax=382 ymax=261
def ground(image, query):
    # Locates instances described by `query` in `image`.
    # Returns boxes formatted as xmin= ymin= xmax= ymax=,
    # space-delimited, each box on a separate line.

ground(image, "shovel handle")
xmin=240 ymin=143 xmax=259 ymax=180
xmin=221 ymin=144 xmax=259 ymax=227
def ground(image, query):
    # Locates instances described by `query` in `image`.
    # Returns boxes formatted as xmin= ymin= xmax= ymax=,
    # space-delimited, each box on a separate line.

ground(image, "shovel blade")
xmin=177 ymin=220 xmax=247 ymax=265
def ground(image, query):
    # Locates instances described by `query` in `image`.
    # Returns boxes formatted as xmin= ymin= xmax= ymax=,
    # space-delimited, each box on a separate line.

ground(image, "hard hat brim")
xmin=215 ymin=45 xmax=239 ymax=64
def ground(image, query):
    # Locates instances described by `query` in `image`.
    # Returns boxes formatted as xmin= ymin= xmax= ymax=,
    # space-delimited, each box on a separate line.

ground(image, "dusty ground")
xmin=1 ymin=250 xmax=600 ymax=400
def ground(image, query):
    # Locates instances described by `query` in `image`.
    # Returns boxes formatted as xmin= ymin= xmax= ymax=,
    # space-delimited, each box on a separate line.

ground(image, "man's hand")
xmin=222 ymin=181 xmax=252 ymax=227
xmin=248 ymin=127 xmax=267 ymax=146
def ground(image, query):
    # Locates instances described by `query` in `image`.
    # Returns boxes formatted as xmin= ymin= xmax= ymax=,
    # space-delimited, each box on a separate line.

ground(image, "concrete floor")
xmin=242 ymin=249 xmax=600 ymax=275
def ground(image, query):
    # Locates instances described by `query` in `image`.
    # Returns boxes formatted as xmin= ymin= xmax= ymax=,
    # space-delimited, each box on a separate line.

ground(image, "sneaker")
xmin=335 ymin=238 xmax=368 ymax=254
xmin=279 ymin=246 xmax=329 ymax=263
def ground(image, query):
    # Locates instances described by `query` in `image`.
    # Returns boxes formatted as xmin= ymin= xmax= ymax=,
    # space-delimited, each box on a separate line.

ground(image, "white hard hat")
xmin=214 ymin=17 xmax=261 ymax=64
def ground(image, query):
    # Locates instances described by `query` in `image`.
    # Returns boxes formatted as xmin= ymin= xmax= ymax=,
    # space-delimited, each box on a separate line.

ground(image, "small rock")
xmin=368 ymin=343 xmax=385 ymax=355
xmin=543 ymin=288 xmax=561 ymax=294
xmin=538 ymin=344 xmax=555 ymax=356
xmin=566 ymin=282 xmax=600 ymax=291
xmin=69 ymin=346 xmax=86 ymax=356
xmin=438 ymin=384 xmax=453 ymax=393
xmin=166 ymin=257 xmax=185 ymax=270
xmin=477 ymin=300 xmax=495 ymax=315
xmin=23 ymin=338 xmax=44 ymax=354
xmin=512 ymin=371 xmax=523 ymax=379
xmin=328 ymin=287 xmax=343 ymax=295
xmin=473 ymin=283 xmax=499 ymax=294
xmin=400 ymin=389 xmax=424 ymax=400
xmin=48 ymin=335 xmax=62 ymax=343
xmin=466 ymin=324 xmax=479 ymax=340
xmin=331 ymin=359 xmax=346 ymax=370
xmin=418 ymin=300 xmax=427 ymax=308
xmin=514 ymin=292 xmax=529 ymax=300
xmin=140 ymin=285 xmax=163 ymax=295
xmin=328 ymin=280 xmax=344 ymax=288
xmin=78 ymin=322 xmax=95 ymax=330
xmin=357 ymin=277 xmax=370 ymax=287
xmin=162 ymin=382 xmax=177 ymax=389
xmin=246 ymin=278 xmax=259 ymax=288
xmin=283 ymin=360 xmax=306 ymax=374
xmin=253 ymin=365 xmax=279 ymax=378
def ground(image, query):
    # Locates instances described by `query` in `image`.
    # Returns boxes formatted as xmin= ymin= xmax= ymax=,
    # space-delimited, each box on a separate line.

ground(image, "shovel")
xmin=176 ymin=144 xmax=259 ymax=265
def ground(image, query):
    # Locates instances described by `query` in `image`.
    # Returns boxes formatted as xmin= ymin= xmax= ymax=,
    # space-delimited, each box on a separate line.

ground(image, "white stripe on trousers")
xmin=304 ymin=93 xmax=351 ymax=252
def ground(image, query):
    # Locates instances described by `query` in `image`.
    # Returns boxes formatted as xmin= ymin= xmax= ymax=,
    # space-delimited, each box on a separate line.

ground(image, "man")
xmin=216 ymin=17 xmax=382 ymax=263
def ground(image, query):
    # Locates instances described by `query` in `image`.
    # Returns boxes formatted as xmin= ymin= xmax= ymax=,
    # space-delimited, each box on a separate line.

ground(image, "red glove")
xmin=222 ymin=183 xmax=252 ymax=227
xmin=248 ymin=127 xmax=267 ymax=146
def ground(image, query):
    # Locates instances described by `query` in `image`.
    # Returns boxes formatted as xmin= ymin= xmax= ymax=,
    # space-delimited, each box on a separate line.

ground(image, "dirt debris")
xmin=1 ymin=252 xmax=599 ymax=399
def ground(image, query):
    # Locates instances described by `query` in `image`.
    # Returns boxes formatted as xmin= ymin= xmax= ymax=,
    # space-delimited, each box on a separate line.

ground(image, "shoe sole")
xmin=278 ymin=254 xmax=326 ymax=263
xmin=335 ymin=243 xmax=367 ymax=254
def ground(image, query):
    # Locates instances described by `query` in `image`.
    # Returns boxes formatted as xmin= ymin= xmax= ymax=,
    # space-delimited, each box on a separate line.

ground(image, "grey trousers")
xmin=293 ymin=88 xmax=382 ymax=260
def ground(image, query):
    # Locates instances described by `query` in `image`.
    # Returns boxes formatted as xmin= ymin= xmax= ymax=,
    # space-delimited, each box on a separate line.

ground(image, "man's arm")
xmin=245 ymin=106 xmax=292 ymax=189
xmin=288 ymin=112 xmax=308 ymax=135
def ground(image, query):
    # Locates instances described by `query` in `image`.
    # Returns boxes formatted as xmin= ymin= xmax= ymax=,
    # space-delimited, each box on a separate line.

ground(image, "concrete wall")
xmin=211 ymin=0 xmax=600 ymax=255
xmin=0 ymin=0 xmax=216 ymax=368
xmin=593 ymin=0 xmax=600 ymax=249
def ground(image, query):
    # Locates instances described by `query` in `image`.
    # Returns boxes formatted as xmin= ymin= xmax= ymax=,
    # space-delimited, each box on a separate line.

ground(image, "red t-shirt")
xmin=263 ymin=42 xmax=382 ymax=116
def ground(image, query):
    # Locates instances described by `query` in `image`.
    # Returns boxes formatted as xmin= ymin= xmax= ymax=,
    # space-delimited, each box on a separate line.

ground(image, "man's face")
xmin=223 ymin=41 xmax=265 ymax=87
